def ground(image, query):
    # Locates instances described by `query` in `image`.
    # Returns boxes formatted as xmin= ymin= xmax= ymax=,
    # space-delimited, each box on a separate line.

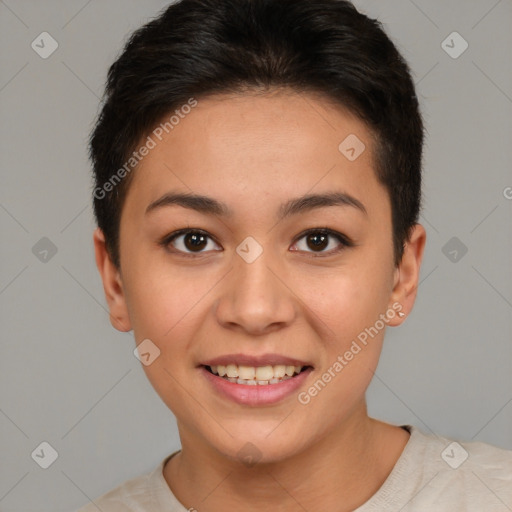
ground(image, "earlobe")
xmin=387 ymin=223 xmax=427 ymax=326
xmin=93 ymin=228 xmax=132 ymax=332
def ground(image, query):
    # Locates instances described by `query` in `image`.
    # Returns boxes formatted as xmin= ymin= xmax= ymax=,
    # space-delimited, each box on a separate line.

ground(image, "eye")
xmin=161 ymin=229 xmax=221 ymax=257
xmin=291 ymin=228 xmax=352 ymax=256
xmin=160 ymin=227 xmax=353 ymax=258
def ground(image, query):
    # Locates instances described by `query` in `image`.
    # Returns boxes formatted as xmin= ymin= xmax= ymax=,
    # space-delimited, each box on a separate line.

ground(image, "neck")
xmin=164 ymin=405 xmax=410 ymax=512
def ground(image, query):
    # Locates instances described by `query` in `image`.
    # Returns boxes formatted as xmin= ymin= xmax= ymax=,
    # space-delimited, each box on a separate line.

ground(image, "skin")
xmin=94 ymin=88 xmax=426 ymax=511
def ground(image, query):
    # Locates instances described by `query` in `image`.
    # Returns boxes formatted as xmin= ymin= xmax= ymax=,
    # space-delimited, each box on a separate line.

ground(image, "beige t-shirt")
xmin=75 ymin=425 xmax=512 ymax=511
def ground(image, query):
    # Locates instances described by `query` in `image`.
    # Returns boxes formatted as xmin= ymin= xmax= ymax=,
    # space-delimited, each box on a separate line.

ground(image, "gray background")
xmin=1 ymin=0 xmax=511 ymax=510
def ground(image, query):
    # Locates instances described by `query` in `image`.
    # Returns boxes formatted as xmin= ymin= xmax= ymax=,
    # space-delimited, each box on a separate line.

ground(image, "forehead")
xmin=123 ymin=89 xmax=388 ymax=221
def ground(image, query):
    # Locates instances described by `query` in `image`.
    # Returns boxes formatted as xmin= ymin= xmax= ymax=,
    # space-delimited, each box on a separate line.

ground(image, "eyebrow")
xmin=145 ymin=190 xmax=367 ymax=219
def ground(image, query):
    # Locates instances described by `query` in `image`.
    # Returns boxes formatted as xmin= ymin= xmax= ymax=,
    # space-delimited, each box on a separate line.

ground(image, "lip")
xmin=200 ymin=365 xmax=314 ymax=406
xmin=200 ymin=353 xmax=311 ymax=367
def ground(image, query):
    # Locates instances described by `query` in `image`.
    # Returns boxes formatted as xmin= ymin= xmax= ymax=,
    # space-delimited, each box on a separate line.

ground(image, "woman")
xmin=78 ymin=0 xmax=512 ymax=510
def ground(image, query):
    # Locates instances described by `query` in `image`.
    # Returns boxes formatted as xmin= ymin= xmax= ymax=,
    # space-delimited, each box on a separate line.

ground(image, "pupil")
xmin=185 ymin=233 xmax=207 ymax=251
xmin=308 ymin=233 xmax=328 ymax=251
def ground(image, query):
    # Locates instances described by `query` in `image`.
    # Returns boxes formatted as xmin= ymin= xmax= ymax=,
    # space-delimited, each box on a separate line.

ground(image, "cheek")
xmin=297 ymin=259 xmax=392 ymax=344
xmin=122 ymin=251 xmax=206 ymax=340
xmin=123 ymin=266 xmax=208 ymax=412
xmin=294 ymin=268 xmax=389 ymax=420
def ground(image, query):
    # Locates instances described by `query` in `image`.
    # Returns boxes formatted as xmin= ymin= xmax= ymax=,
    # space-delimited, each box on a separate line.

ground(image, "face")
xmin=95 ymin=89 xmax=425 ymax=463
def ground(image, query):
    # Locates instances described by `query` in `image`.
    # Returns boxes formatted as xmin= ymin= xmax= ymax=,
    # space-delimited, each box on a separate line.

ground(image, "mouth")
xmin=203 ymin=363 xmax=312 ymax=386
xmin=199 ymin=354 xmax=314 ymax=405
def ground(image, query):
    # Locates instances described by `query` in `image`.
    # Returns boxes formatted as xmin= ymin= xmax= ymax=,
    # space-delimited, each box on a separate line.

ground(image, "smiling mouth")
xmin=203 ymin=364 xmax=312 ymax=385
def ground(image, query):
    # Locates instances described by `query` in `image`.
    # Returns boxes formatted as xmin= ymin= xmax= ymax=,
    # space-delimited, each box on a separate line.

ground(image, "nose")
xmin=214 ymin=247 xmax=297 ymax=336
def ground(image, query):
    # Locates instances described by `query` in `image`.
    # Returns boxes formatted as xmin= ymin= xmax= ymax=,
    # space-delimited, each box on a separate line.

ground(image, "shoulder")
xmin=73 ymin=452 xmax=184 ymax=511
xmin=73 ymin=454 xmax=173 ymax=512
xmin=414 ymin=425 xmax=512 ymax=474
xmin=74 ymin=471 xmax=150 ymax=512
xmin=406 ymin=426 xmax=512 ymax=511
xmin=448 ymin=434 xmax=512 ymax=491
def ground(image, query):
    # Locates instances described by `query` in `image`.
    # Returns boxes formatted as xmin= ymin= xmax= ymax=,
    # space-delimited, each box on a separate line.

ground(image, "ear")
xmin=93 ymin=227 xmax=132 ymax=332
xmin=387 ymin=223 xmax=426 ymax=326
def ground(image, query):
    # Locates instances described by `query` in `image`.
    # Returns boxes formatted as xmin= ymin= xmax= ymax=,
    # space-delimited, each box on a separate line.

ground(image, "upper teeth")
xmin=210 ymin=364 xmax=302 ymax=381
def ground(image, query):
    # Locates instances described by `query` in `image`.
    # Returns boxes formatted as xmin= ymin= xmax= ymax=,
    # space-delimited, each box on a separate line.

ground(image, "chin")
xmin=206 ymin=423 xmax=313 ymax=466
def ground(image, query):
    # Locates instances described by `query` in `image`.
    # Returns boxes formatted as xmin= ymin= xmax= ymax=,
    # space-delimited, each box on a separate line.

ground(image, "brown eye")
xmin=183 ymin=232 xmax=208 ymax=251
xmin=162 ymin=228 xmax=352 ymax=258
xmin=305 ymin=232 xmax=329 ymax=251
xmin=291 ymin=229 xmax=351 ymax=255
xmin=163 ymin=230 xmax=221 ymax=255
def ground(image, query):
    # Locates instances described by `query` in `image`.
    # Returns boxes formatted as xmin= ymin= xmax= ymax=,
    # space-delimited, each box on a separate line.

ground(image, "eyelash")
xmin=159 ymin=228 xmax=354 ymax=258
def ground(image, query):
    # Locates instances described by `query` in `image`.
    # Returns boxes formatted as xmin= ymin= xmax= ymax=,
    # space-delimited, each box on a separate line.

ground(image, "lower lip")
xmin=200 ymin=366 xmax=313 ymax=406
